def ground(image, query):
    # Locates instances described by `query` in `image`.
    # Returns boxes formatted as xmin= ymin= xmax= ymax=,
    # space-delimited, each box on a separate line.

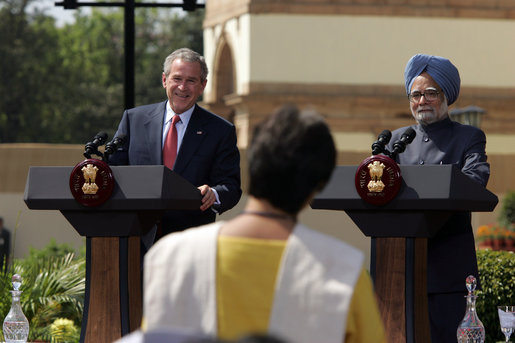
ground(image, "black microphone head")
xmin=84 ymin=131 xmax=109 ymax=158
xmin=391 ymin=127 xmax=416 ymax=158
xmin=113 ymin=134 xmax=126 ymax=145
xmin=94 ymin=131 xmax=108 ymax=145
xmin=378 ymin=130 xmax=392 ymax=144
xmin=104 ymin=134 xmax=127 ymax=156
xmin=401 ymin=127 xmax=416 ymax=144
xmin=371 ymin=129 xmax=392 ymax=155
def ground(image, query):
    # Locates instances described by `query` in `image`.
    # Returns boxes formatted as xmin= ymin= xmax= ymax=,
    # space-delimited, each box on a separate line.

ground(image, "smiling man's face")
xmin=409 ymin=72 xmax=449 ymax=125
xmin=162 ymin=58 xmax=207 ymax=114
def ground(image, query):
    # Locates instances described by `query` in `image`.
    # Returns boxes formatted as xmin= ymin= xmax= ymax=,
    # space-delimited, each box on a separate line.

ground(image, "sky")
xmin=27 ymin=0 xmax=205 ymax=26
xmin=28 ymin=0 xmax=83 ymax=26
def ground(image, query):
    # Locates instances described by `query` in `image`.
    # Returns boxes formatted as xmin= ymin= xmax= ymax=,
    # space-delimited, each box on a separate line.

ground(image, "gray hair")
xmin=163 ymin=48 xmax=208 ymax=82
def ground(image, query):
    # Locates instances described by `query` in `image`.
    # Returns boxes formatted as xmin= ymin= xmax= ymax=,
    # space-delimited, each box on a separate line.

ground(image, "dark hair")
xmin=236 ymin=333 xmax=288 ymax=343
xmin=163 ymin=48 xmax=208 ymax=82
xmin=184 ymin=333 xmax=288 ymax=343
xmin=248 ymin=105 xmax=336 ymax=215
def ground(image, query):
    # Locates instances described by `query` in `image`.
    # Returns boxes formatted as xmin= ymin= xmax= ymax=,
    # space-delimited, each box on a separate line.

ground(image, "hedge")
xmin=476 ymin=249 xmax=515 ymax=343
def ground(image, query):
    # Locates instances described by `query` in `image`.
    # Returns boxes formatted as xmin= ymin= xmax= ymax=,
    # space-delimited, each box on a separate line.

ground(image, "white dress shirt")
xmin=162 ymin=101 xmax=195 ymax=151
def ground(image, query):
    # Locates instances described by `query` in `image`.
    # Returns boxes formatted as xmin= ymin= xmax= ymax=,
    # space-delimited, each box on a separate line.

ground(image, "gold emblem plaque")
xmin=69 ymin=159 xmax=114 ymax=207
xmin=355 ymin=155 xmax=402 ymax=206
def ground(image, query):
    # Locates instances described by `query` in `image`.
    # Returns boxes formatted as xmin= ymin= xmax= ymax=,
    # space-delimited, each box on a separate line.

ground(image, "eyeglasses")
xmin=408 ymin=90 xmax=440 ymax=103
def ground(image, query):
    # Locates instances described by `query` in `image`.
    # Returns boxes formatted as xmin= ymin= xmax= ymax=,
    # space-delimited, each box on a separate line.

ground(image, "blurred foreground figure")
xmin=143 ymin=105 xmax=386 ymax=343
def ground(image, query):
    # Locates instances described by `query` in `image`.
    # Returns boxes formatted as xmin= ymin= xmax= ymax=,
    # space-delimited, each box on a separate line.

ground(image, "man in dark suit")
xmin=109 ymin=48 xmax=241 ymax=240
xmin=387 ymin=54 xmax=490 ymax=343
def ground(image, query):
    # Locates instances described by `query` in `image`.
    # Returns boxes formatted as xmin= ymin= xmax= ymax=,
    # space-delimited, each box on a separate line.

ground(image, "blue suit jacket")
xmin=109 ymin=101 xmax=241 ymax=232
xmin=387 ymin=117 xmax=490 ymax=293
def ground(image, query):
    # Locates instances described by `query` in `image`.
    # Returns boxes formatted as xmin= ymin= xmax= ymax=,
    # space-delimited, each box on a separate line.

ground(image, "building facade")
xmin=201 ymin=0 xmax=515 ymax=198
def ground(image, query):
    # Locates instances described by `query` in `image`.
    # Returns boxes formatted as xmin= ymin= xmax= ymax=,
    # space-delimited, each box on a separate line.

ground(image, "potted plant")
xmin=498 ymin=191 xmax=515 ymax=251
xmin=476 ymin=224 xmax=494 ymax=249
xmin=499 ymin=191 xmax=515 ymax=229
xmin=491 ymin=225 xmax=505 ymax=250
xmin=504 ymin=225 xmax=515 ymax=251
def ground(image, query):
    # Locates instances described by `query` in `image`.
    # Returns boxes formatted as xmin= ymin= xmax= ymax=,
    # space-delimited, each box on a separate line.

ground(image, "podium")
xmin=23 ymin=165 xmax=201 ymax=343
xmin=311 ymin=164 xmax=497 ymax=343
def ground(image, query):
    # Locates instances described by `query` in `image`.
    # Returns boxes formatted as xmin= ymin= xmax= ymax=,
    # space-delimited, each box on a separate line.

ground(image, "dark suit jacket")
xmin=109 ymin=102 xmax=241 ymax=233
xmin=387 ymin=117 xmax=490 ymax=293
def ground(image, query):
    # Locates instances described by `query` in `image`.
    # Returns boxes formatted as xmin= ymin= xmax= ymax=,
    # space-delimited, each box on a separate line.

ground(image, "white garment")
xmin=144 ymin=222 xmax=364 ymax=343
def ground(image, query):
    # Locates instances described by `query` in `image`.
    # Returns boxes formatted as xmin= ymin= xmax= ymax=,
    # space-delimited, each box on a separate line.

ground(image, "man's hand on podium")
xmin=198 ymin=185 xmax=217 ymax=211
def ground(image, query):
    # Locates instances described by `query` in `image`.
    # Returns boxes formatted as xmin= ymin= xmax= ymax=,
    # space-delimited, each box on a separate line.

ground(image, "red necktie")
xmin=163 ymin=115 xmax=181 ymax=170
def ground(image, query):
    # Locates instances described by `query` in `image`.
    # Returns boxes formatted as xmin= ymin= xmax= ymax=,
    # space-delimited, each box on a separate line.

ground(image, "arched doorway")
xmin=211 ymin=37 xmax=237 ymax=123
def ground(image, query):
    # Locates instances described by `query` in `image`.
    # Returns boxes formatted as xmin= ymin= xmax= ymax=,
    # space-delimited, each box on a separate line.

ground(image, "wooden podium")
xmin=311 ymin=164 xmax=498 ymax=343
xmin=23 ymin=165 xmax=201 ymax=343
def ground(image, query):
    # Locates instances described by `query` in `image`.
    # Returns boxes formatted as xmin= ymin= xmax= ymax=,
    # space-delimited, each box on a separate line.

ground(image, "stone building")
xmin=201 ymin=0 xmax=515 ymax=195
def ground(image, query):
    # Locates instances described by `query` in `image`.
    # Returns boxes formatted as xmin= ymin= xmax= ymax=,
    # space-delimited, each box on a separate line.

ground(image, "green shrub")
xmin=50 ymin=317 xmax=80 ymax=343
xmin=499 ymin=191 xmax=515 ymax=228
xmin=0 ymin=241 xmax=85 ymax=342
xmin=476 ymin=249 xmax=515 ymax=343
xmin=25 ymin=239 xmax=79 ymax=262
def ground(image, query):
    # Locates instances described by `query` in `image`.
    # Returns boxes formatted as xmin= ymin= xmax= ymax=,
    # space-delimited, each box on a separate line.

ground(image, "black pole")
xmin=124 ymin=0 xmax=135 ymax=110
xmin=55 ymin=1 xmax=204 ymax=111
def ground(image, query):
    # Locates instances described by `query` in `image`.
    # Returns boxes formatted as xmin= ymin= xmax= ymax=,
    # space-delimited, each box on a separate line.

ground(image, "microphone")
xmin=390 ymin=127 xmax=416 ymax=160
xmin=84 ymin=131 xmax=108 ymax=159
xmin=103 ymin=134 xmax=126 ymax=161
xmin=371 ymin=130 xmax=392 ymax=155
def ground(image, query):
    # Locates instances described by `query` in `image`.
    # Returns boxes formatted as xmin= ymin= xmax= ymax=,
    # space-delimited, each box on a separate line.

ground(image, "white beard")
xmin=413 ymin=100 xmax=449 ymax=125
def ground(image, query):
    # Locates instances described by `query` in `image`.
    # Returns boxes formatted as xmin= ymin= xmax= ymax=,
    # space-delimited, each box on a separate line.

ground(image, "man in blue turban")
xmin=404 ymin=54 xmax=461 ymax=106
xmin=387 ymin=54 xmax=490 ymax=343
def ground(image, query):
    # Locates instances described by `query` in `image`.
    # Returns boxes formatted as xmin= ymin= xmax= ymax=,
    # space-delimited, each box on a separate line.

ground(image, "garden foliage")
xmin=0 ymin=241 xmax=84 ymax=342
xmin=476 ymin=249 xmax=515 ymax=343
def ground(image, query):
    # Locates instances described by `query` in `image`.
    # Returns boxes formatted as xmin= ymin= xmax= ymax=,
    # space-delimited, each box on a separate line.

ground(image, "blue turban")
xmin=404 ymin=54 xmax=461 ymax=105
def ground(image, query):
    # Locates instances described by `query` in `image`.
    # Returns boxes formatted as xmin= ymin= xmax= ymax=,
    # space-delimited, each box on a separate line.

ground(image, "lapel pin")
xmin=196 ymin=131 xmax=203 ymax=135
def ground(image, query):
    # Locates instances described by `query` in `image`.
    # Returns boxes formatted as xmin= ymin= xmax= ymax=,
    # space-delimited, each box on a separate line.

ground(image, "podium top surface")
xmin=24 ymin=165 xmax=201 ymax=211
xmin=311 ymin=164 xmax=498 ymax=212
